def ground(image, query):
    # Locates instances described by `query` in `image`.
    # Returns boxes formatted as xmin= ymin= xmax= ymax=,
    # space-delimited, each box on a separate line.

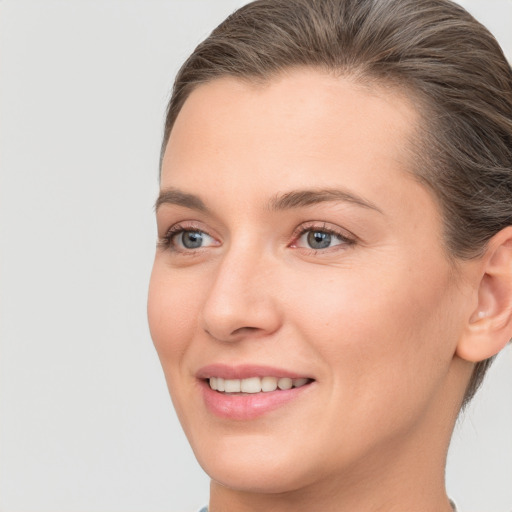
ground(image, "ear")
xmin=456 ymin=226 xmax=512 ymax=362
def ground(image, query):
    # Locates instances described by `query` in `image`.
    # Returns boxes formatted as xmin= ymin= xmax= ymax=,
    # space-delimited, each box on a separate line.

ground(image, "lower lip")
xmin=200 ymin=380 xmax=313 ymax=420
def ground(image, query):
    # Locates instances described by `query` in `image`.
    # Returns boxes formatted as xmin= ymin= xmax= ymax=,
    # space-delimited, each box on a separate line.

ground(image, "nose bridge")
xmin=201 ymin=239 xmax=280 ymax=342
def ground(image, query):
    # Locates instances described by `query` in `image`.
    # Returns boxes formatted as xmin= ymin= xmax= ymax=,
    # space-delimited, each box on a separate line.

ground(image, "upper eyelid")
xmin=155 ymin=204 xmax=221 ymax=236
xmin=165 ymin=223 xmax=204 ymax=236
xmin=158 ymin=220 xmax=357 ymax=249
xmin=162 ymin=221 xmax=353 ymax=236
xmin=292 ymin=221 xmax=356 ymax=240
xmin=159 ymin=219 xmax=210 ymax=237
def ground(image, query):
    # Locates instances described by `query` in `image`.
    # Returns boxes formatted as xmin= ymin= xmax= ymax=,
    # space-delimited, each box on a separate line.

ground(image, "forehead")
xmin=159 ymin=70 xmax=438 ymax=236
xmin=162 ymin=69 xmax=420 ymax=187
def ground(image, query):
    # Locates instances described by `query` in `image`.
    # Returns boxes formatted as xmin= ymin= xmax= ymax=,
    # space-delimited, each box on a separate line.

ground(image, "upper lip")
xmin=196 ymin=364 xmax=313 ymax=380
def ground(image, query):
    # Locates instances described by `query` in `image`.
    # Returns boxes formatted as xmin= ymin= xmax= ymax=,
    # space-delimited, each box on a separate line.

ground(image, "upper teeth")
xmin=209 ymin=376 xmax=310 ymax=393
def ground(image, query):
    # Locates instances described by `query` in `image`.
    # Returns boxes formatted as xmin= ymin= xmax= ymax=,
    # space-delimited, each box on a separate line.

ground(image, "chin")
xmin=190 ymin=430 xmax=333 ymax=496
xmin=203 ymin=458 xmax=314 ymax=495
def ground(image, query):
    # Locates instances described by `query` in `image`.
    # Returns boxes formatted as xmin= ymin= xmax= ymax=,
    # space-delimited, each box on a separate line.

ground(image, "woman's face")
xmin=148 ymin=70 xmax=472 ymax=494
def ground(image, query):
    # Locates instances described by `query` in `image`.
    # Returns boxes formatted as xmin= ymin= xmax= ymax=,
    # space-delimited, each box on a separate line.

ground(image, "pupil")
xmin=182 ymin=231 xmax=203 ymax=249
xmin=307 ymin=231 xmax=331 ymax=249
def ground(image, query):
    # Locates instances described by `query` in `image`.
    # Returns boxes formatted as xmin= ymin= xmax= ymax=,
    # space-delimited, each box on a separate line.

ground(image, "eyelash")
xmin=158 ymin=222 xmax=356 ymax=254
xmin=290 ymin=223 xmax=356 ymax=252
xmin=158 ymin=222 xmax=210 ymax=252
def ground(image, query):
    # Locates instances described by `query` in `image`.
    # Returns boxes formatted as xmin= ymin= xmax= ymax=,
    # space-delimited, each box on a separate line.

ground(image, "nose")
xmin=200 ymin=248 xmax=282 ymax=343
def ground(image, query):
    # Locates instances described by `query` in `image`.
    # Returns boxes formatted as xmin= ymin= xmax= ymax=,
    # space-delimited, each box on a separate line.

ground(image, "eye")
xmin=291 ymin=224 xmax=355 ymax=251
xmin=158 ymin=224 xmax=219 ymax=253
xmin=172 ymin=230 xmax=216 ymax=250
xmin=303 ymin=231 xmax=338 ymax=249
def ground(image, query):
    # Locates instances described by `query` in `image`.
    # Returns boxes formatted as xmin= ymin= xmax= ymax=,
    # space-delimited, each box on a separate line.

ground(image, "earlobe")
xmin=456 ymin=226 xmax=512 ymax=363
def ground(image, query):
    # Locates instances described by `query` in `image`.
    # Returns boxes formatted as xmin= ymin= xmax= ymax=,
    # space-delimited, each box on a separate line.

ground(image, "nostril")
xmin=204 ymin=325 xmax=267 ymax=343
xmin=233 ymin=326 xmax=260 ymax=335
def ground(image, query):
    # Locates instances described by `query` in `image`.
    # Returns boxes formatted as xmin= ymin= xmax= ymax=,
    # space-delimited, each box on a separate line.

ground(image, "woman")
xmin=147 ymin=0 xmax=512 ymax=510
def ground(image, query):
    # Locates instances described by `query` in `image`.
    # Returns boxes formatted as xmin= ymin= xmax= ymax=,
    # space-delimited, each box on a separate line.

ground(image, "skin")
xmin=148 ymin=69 xmax=483 ymax=512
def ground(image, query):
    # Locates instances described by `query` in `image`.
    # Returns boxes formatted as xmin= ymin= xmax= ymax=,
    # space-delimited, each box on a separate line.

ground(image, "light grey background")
xmin=0 ymin=1 xmax=511 ymax=511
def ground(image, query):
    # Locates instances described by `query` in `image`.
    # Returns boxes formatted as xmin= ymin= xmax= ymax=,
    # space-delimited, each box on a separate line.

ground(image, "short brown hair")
xmin=161 ymin=0 xmax=512 ymax=406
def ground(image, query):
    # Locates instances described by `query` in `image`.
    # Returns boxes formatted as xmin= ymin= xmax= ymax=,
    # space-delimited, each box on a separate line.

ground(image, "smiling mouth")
xmin=207 ymin=376 xmax=313 ymax=394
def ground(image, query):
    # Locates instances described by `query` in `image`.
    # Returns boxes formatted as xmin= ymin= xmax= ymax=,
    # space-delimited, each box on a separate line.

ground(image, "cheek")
xmin=286 ymin=260 xmax=458 ymax=411
xmin=147 ymin=258 xmax=202 ymax=364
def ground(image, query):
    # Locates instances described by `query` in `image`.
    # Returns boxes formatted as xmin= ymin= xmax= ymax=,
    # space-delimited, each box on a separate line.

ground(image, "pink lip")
xmin=196 ymin=363 xmax=311 ymax=380
xmin=196 ymin=364 xmax=315 ymax=421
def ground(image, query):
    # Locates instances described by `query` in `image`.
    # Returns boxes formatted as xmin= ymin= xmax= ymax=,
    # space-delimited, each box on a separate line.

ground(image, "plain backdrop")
xmin=1 ymin=1 xmax=511 ymax=511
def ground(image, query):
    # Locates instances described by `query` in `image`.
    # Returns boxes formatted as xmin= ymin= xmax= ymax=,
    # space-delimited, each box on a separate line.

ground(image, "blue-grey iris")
xmin=307 ymin=231 xmax=331 ymax=249
xmin=182 ymin=231 xmax=204 ymax=249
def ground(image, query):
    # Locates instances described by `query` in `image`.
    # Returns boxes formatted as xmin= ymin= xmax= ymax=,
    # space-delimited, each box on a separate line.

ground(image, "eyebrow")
xmin=155 ymin=188 xmax=209 ymax=212
xmin=268 ymin=188 xmax=383 ymax=214
xmin=155 ymin=186 xmax=383 ymax=214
